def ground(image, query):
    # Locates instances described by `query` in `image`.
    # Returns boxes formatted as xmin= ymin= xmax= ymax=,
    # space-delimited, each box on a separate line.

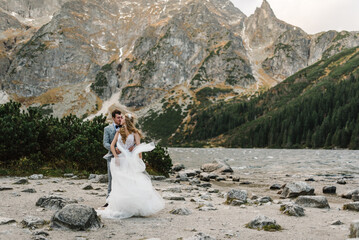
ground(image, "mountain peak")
xmin=256 ymin=0 xmax=276 ymax=18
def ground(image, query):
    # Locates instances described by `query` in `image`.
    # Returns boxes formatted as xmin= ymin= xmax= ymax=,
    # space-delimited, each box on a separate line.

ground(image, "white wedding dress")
xmin=97 ymin=133 xmax=165 ymax=219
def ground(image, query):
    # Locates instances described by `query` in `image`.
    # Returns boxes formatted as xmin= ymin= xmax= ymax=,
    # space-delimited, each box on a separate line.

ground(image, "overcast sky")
xmin=230 ymin=0 xmax=359 ymax=34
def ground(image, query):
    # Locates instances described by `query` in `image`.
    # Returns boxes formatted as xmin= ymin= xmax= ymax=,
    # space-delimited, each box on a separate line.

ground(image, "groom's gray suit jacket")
xmin=103 ymin=124 xmax=117 ymax=161
xmin=103 ymin=124 xmax=117 ymax=197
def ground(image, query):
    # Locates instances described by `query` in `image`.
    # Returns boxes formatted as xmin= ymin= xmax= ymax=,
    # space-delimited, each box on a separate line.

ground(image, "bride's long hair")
xmin=119 ymin=113 xmax=143 ymax=142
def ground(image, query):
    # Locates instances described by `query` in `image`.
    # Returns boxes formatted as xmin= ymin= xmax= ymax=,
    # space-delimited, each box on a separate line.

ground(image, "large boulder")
xmin=225 ymin=189 xmax=247 ymax=205
xmin=343 ymin=203 xmax=359 ymax=212
xmin=295 ymin=196 xmax=330 ymax=209
xmin=201 ymin=160 xmax=233 ymax=174
xmin=342 ymin=189 xmax=359 ymax=199
xmin=36 ymin=196 xmax=78 ymax=210
xmin=280 ymin=203 xmax=305 ymax=217
xmin=51 ymin=204 xmax=103 ymax=230
xmin=281 ymin=182 xmax=315 ymax=198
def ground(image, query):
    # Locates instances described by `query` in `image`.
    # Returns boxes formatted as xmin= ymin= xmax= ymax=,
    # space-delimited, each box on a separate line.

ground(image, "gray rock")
xmin=197 ymin=183 xmax=212 ymax=188
xmin=331 ymin=220 xmax=344 ymax=225
xmin=82 ymin=184 xmax=93 ymax=190
xmin=232 ymin=176 xmax=240 ymax=182
xmin=185 ymin=170 xmax=197 ymax=177
xmin=36 ymin=196 xmax=78 ymax=210
xmin=172 ymin=163 xmax=185 ymax=172
xmin=189 ymin=178 xmax=201 ymax=185
xmin=0 ymin=187 xmax=13 ymax=191
xmin=343 ymin=203 xmax=359 ymax=212
xmin=177 ymin=172 xmax=189 ymax=181
xmin=350 ymin=220 xmax=359 ymax=238
xmin=342 ymin=189 xmax=359 ymax=199
xmin=200 ymin=160 xmax=233 ymax=174
xmin=258 ymin=196 xmax=272 ymax=203
xmin=169 ymin=208 xmax=191 ymax=215
xmin=246 ymin=215 xmax=281 ymax=231
xmin=305 ymin=178 xmax=315 ymax=182
xmin=270 ymin=184 xmax=282 ymax=190
xmin=323 ymin=186 xmax=336 ymax=194
xmin=184 ymin=232 xmax=216 ymax=240
xmin=226 ymin=189 xmax=247 ymax=205
xmin=151 ymin=175 xmax=166 ymax=181
xmin=295 ymin=196 xmax=330 ymax=209
xmin=51 ymin=204 xmax=103 ymax=230
xmin=63 ymin=173 xmax=74 ymax=178
xmin=199 ymin=173 xmax=210 ymax=182
xmin=21 ymin=216 xmax=46 ymax=229
xmin=281 ymin=182 xmax=315 ymax=198
xmin=0 ymin=217 xmax=16 ymax=225
xmin=280 ymin=203 xmax=305 ymax=217
xmin=163 ymin=187 xmax=182 ymax=193
xmin=353 ymin=193 xmax=359 ymax=202
xmin=88 ymin=174 xmax=97 ymax=180
xmin=21 ymin=188 xmax=37 ymax=193
xmin=163 ymin=196 xmax=186 ymax=201
xmin=208 ymin=173 xmax=219 ymax=179
xmin=337 ymin=179 xmax=347 ymax=185
xmin=215 ymin=176 xmax=226 ymax=181
xmin=93 ymin=174 xmax=108 ymax=183
xmin=207 ymin=188 xmax=219 ymax=193
xmin=29 ymin=174 xmax=44 ymax=180
xmin=13 ymin=178 xmax=29 ymax=184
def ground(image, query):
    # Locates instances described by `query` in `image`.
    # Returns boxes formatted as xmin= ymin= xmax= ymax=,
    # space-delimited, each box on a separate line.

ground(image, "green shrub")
xmin=143 ymin=144 xmax=172 ymax=177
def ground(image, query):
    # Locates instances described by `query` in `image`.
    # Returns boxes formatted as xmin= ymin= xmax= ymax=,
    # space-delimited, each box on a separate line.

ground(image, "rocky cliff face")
xmin=0 ymin=0 xmax=358 ymax=119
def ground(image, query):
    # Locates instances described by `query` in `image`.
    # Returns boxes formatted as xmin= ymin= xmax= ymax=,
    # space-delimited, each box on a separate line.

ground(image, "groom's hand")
xmin=115 ymin=147 xmax=121 ymax=154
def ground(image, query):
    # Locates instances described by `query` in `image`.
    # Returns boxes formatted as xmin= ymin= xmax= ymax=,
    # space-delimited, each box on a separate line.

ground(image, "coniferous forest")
xmin=170 ymin=47 xmax=359 ymax=149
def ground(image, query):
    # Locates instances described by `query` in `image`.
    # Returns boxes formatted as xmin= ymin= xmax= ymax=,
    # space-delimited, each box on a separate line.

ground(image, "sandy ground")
xmin=0 ymin=167 xmax=358 ymax=240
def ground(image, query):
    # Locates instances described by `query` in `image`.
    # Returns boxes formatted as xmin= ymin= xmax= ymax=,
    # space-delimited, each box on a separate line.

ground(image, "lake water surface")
xmin=168 ymin=148 xmax=359 ymax=178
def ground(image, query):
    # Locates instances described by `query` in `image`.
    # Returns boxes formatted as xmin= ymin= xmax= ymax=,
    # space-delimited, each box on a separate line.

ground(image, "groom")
xmin=102 ymin=109 xmax=122 ymax=207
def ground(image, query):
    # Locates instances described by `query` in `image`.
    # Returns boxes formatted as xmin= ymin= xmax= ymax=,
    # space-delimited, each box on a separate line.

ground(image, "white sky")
xmin=230 ymin=0 xmax=359 ymax=34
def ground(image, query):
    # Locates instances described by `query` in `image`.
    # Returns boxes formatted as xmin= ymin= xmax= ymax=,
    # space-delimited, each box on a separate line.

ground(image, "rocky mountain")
xmin=0 ymin=0 xmax=358 ymax=122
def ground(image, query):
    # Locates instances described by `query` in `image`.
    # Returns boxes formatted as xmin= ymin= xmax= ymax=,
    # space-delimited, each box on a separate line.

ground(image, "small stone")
xmin=0 ymin=217 xmax=16 ymax=225
xmin=36 ymin=196 xmax=78 ymax=210
xmin=305 ymin=178 xmax=315 ymax=182
xmin=29 ymin=174 xmax=44 ymax=180
xmin=353 ymin=193 xmax=359 ymax=202
xmin=323 ymin=186 xmax=336 ymax=194
xmin=177 ymin=172 xmax=189 ymax=181
xmin=342 ymin=189 xmax=359 ymax=199
xmin=226 ymin=189 xmax=247 ymax=205
xmin=163 ymin=196 xmax=186 ymax=201
xmin=208 ymin=173 xmax=218 ymax=179
xmin=21 ymin=216 xmax=46 ymax=229
xmin=63 ymin=173 xmax=74 ymax=178
xmin=281 ymin=182 xmax=315 ymax=198
xmin=199 ymin=173 xmax=210 ymax=182
xmin=21 ymin=188 xmax=37 ymax=193
xmin=240 ymin=181 xmax=251 ymax=185
xmin=189 ymin=178 xmax=201 ymax=185
xmin=172 ymin=163 xmax=185 ymax=172
xmin=246 ymin=215 xmax=281 ymax=231
xmin=184 ymin=232 xmax=216 ymax=240
xmin=88 ymin=174 xmax=97 ymax=180
xmin=215 ymin=176 xmax=226 ymax=181
xmin=270 ymin=184 xmax=281 ymax=190
xmin=331 ymin=220 xmax=344 ymax=225
xmin=163 ymin=187 xmax=182 ymax=193
xmin=232 ymin=176 xmax=240 ymax=182
xmin=151 ymin=176 xmax=166 ymax=181
xmin=207 ymin=188 xmax=219 ymax=193
xmin=337 ymin=179 xmax=347 ymax=185
xmin=197 ymin=183 xmax=212 ymax=188
xmin=185 ymin=170 xmax=197 ymax=177
xmin=13 ymin=178 xmax=29 ymax=184
xmin=258 ymin=196 xmax=272 ymax=203
xmin=0 ymin=187 xmax=13 ymax=191
xmin=169 ymin=208 xmax=191 ymax=215
xmin=82 ymin=184 xmax=93 ymax=190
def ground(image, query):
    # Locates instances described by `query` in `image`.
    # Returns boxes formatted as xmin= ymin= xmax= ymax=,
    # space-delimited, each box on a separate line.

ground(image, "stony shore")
xmin=1 ymin=161 xmax=359 ymax=240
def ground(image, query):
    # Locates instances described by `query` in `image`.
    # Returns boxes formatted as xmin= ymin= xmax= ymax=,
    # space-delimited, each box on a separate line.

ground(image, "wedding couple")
xmin=97 ymin=109 xmax=165 ymax=219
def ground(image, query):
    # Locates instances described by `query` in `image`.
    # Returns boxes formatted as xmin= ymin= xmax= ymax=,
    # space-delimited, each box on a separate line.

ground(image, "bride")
xmin=97 ymin=113 xmax=165 ymax=219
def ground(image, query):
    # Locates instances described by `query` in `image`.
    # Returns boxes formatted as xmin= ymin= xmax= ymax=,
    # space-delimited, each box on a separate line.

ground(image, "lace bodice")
xmin=117 ymin=133 xmax=135 ymax=150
